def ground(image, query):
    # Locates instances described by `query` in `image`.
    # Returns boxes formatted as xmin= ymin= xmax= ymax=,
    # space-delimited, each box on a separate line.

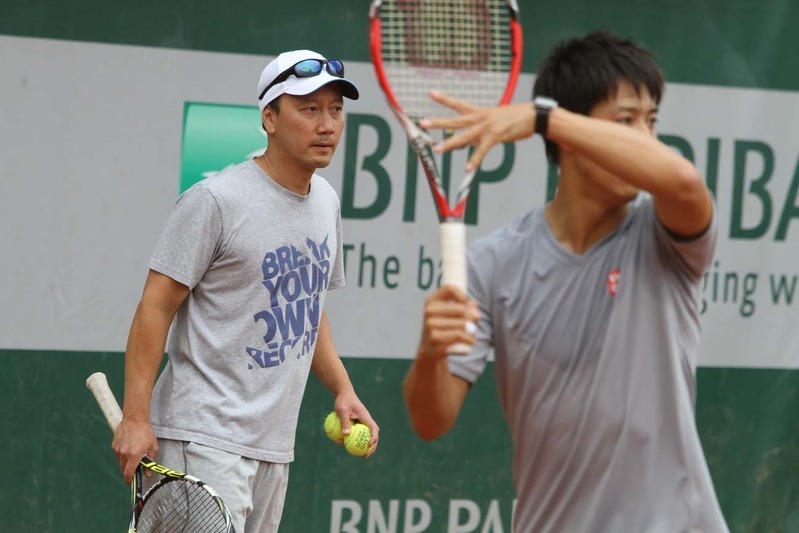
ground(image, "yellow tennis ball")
xmin=324 ymin=411 xmax=343 ymax=441
xmin=344 ymin=423 xmax=373 ymax=457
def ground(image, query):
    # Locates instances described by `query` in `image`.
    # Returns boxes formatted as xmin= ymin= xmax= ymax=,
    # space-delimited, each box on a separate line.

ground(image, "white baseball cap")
xmin=257 ymin=49 xmax=359 ymax=111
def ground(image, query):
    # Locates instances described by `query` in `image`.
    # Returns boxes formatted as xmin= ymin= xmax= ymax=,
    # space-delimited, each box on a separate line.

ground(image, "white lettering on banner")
xmin=331 ymin=500 xmax=361 ymax=533
xmin=369 ymin=500 xmax=400 ymax=533
xmin=448 ymin=500 xmax=481 ymax=532
xmin=329 ymin=499 xmax=513 ymax=533
xmin=404 ymin=500 xmax=433 ymax=533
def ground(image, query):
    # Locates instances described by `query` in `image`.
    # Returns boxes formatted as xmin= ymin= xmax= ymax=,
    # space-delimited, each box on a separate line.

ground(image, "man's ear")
xmin=262 ymin=106 xmax=276 ymax=134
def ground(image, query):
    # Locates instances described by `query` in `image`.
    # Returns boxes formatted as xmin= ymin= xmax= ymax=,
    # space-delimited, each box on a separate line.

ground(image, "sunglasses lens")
xmin=294 ymin=59 xmax=324 ymax=77
xmin=327 ymin=59 xmax=345 ymax=77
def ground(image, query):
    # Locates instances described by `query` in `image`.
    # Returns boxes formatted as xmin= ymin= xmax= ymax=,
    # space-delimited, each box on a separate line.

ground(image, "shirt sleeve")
xmin=650 ymin=197 xmax=718 ymax=280
xmin=328 ymin=203 xmax=346 ymax=291
xmin=148 ymin=185 xmax=223 ymax=289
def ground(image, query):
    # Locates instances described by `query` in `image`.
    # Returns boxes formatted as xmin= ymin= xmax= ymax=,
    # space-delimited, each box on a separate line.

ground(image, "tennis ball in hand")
xmin=324 ymin=411 xmax=343 ymax=441
xmin=344 ymin=423 xmax=374 ymax=456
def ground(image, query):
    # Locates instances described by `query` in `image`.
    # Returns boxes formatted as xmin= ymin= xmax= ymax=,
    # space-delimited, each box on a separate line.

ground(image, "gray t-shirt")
xmin=450 ymin=195 xmax=728 ymax=532
xmin=148 ymin=159 xmax=344 ymax=463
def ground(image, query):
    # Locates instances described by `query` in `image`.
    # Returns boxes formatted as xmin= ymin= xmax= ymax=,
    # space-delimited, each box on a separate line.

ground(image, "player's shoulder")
xmin=202 ymin=160 xmax=256 ymax=190
xmin=180 ymin=160 xmax=251 ymax=196
xmin=467 ymin=208 xmax=544 ymax=278
xmin=471 ymin=208 xmax=544 ymax=253
xmin=310 ymin=173 xmax=339 ymax=199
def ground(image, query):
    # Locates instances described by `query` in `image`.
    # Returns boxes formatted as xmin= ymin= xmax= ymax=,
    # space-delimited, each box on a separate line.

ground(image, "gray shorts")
xmin=143 ymin=439 xmax=290 ymax=533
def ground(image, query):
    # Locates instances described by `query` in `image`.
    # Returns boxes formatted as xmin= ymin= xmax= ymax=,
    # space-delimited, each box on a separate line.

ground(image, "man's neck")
xmin=256 ymin=152 xmax=313 ymax=196
xmin=545 ymin=172 xmax=632 ymax=255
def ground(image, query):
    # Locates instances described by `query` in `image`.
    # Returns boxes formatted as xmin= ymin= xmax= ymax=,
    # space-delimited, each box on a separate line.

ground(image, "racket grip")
xmin=86 ymin=372 xmax=123 ymax=431
xmin=440 ymin=221 xmax=467 ymax=292
xmin=440 ymin=221 xmax=471 ymax=355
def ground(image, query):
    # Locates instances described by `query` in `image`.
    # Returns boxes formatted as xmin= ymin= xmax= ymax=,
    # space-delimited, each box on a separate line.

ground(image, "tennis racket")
xmin=86 ymin=372 xmax=236 ymax=533
xmin=369 ymin=0 xmax=523 ymax=352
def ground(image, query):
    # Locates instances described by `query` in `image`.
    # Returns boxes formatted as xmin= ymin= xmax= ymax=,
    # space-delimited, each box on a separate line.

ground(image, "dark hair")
xmin=533 ymin=30 xmax=664 ymax=164
xmin=267 ymin=96 xmax=281 ymax=113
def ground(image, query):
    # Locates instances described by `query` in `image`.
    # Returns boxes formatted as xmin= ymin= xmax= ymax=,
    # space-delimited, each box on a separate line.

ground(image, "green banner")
xmin=180 ymin=102 xmax=265 ymax=193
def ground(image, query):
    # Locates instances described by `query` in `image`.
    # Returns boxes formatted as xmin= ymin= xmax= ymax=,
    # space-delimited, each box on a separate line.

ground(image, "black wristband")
xmin=534 ymin=106 xmax=550 ymax=136
xmin=533 ymin=97 xmax=558 ymax=137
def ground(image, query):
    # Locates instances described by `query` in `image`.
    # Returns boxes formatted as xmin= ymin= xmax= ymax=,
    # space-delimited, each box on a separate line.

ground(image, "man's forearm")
xmin=311 ymin=312 xmax=354 ymax=396
xmin=122 ymin=301 xmax=173 ymax=421
xmin=403 ymin=355 xmax=469 ymax=441
xmin=548 ymin=107 xmax=701 ymax=196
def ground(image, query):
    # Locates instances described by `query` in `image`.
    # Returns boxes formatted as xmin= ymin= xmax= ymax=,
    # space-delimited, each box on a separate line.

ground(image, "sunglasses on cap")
xmin=259 ymin=58 xmax=346 ymax=100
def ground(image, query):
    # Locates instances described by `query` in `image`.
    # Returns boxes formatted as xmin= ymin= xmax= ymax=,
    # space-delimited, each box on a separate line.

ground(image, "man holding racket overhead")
xmin=113 ymin=49 xmax=379 ymax=532
xmin=404 ymin=31 xmax=729 ymax=532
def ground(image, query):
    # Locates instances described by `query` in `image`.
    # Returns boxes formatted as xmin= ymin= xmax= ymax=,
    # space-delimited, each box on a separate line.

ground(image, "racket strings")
xmin=138 ymin=480 xmax=230 ymax=533
xmin=379 ymin=0 xmax=513 ymax=120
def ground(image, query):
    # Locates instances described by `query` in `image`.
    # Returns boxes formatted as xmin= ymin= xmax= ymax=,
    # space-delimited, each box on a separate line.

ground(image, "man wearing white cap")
xmin=112 ymin=49 xmax=378 ymax=532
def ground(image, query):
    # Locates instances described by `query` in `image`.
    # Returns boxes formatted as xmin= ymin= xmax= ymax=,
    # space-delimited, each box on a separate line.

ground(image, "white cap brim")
xmin=259 ymin=71 xmax=359 ymax=111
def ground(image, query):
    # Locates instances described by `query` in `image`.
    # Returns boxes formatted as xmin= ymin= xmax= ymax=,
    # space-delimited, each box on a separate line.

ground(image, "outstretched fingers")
xmin=420 ymin=93 xmax=537 ymax=171
xmin=430 ymin=90 xmax=479 ymax=114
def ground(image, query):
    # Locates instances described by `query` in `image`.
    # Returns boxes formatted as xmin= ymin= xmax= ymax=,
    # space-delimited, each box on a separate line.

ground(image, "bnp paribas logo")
xmin=180 ymin=102 xmax=267 ymax=193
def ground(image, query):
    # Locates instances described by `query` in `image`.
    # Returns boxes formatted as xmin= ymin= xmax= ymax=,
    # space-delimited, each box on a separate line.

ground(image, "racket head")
xmin=134 ymin=473 xmax=235 ymax=532
xmin=129 ymin=464 xmax=143 ymax=532
xmin=85 ymin=373 xmax=236 ymax=532
xmin=369 ymin=0 xmax=523 ymax=123
xmin=369 ymin=0 xmax=523 ymax=220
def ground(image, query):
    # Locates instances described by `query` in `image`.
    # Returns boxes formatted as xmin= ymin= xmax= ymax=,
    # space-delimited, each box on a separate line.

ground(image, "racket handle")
xmin=86 ymin=372 xmax=123 ymax=432
xmin=440 ymin=221 xmax=471 ymax=355
xmin=440 ymin=221 xmax=467 ymax=291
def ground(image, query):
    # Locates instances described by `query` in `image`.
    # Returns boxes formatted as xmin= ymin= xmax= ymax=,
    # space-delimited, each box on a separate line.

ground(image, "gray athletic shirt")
xmin=148 ymin=160 xmax=344 ymax=463
xmin=450 ymin=195 xmax=728 ymax=532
